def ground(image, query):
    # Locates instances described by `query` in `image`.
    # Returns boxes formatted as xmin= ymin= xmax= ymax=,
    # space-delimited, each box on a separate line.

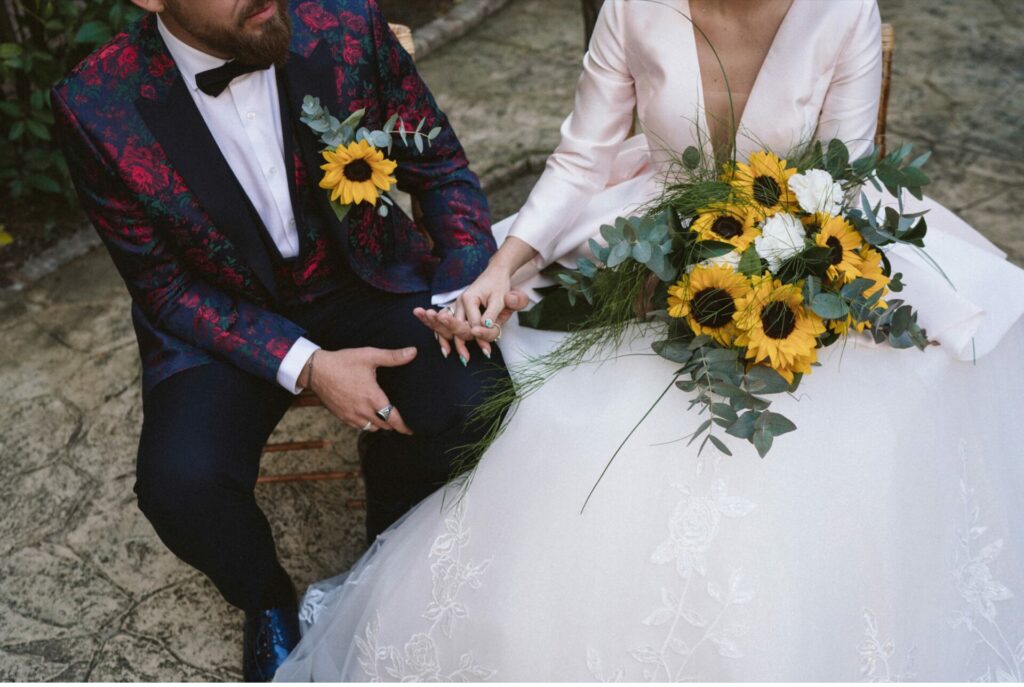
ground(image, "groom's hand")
xmin=307 ymin=347 xmax=416 ymax=434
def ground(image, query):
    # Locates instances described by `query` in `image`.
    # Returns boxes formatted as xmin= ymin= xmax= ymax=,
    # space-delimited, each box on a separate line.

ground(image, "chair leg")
xmin=256 ymin=469 xmax=361 ymax=485
xmin=263 ymin=440 xmax=332 ymax=453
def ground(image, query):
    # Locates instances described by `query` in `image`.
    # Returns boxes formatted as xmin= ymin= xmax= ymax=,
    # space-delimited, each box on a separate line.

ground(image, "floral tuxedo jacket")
xmin=52 ymin=0 xmax=495 ymax=394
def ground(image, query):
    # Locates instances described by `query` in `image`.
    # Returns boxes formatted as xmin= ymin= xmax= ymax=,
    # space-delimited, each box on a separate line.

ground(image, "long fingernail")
xmin=440 ymin=346 xmax=449 ymax=359
xmin=482 ymin=347 xmax=492 ymax=360
xmin=459 ymin=355 xmax=468 ymax=367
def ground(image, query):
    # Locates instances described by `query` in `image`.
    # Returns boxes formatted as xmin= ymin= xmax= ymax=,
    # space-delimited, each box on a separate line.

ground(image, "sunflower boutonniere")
xmin=299 ymin=95 xmax=441 ymax=220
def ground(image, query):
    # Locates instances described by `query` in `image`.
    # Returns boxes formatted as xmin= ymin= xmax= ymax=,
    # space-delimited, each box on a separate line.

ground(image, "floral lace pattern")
xmin=355 ymin=501 xmax=496 ymax=681
xmin=589 ymin=479 xmax=757 ymax=681
xmin=858 ymin=609 xmax=917 ymax=682
xmin=951 ymin=441 xmax=1023 ymax=682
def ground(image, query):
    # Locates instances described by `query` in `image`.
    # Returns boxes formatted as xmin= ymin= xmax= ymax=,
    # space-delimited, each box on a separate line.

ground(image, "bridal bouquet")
xmin=299 ymin=96 xmax=440 ymax=220
xmin=518 ymin=140 xmax=935 ymax=459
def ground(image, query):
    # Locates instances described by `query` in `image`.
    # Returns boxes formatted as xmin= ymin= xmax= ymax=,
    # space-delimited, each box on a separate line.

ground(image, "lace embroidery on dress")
xmin=858 ymin=609 xmax=917 ymax=682
xmin=589 ymin=479 xmax=757 ymax=682
xmin=354 ymin=501 xmax=496 ymax=682
xmin=951 ymin=440 xmax=1023 ymax=682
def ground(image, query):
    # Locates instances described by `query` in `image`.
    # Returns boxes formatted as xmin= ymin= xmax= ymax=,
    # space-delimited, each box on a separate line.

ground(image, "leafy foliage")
xmin=1 ymin=0 xmax=144 ymax=221
xmin=514 ymin=138 xmax=935 ymax=465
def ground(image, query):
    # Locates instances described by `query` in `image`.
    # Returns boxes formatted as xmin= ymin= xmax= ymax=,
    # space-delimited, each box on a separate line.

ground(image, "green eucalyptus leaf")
xmin=711 ymin=402 xmax=738 ymax=423
xmin=708 ymin=434 xmax=733 ymax=456
xmin=811 ymin=292 xmax=849 ymax=320
xmin=682 ymin=146 xmax=702 ymax=170
xmin=632 ymin=241 xmax=653 ymax=263
xmin=607 ymin=240 xmax=631 ymax=267
xmin=744 ymin=365 xmax=790 ymax=394
xmin=652 ymin=339 xmax=694 ymax=364
xmin=726 ymin=410 xmax=757 ymax=439
xmin=752 ymin=428 xmax=774 ymax=457
xmin=687 ymin=419 xmax=713 ymax=446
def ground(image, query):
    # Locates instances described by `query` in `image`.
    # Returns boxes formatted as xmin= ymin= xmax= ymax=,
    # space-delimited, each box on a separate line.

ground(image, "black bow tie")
xmin=195 ymin=61 xmax=270 ymax=96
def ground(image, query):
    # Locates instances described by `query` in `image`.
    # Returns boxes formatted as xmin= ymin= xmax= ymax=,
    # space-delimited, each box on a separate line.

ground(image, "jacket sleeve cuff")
xmin=276 ymin=336 xmax=321 ymax=395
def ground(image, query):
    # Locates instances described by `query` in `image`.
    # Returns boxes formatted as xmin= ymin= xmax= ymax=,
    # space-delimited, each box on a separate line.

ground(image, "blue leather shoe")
xmin=243 ymin=607 xmax=300 ymax=682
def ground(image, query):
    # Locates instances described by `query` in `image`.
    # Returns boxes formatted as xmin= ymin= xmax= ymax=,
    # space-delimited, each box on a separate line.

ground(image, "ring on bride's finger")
xmin=376 ymin=404 xmax=393 ymax=422
xmin=444 ymin=305 xmax=456 ymax=316
xmin=361 ymin=420 xmax=374 ymax=431
xmin=493 ymin=322 xmax=503 ymax=342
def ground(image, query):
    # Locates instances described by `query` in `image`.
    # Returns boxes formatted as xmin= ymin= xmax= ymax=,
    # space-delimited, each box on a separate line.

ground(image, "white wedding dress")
xmin=277 ymin=0 xmax=1024 ymax=681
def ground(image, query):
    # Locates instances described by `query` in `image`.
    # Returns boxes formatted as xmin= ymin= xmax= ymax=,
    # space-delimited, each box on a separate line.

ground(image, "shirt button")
xmin=289 ymin=218 xmax=296 ymax=227
xmin=267 ymin=166 xmax=277 ymax=176
xmin=246 ymin=111 xmax=256 ymax=120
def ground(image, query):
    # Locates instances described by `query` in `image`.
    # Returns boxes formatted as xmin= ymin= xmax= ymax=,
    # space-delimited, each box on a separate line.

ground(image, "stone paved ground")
xmin=1 ymin=0 xmax=1021 ymax=680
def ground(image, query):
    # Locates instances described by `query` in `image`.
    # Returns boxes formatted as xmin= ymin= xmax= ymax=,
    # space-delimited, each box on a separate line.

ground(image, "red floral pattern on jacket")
xmin=52 ymin=0 xmax=495 ymax=394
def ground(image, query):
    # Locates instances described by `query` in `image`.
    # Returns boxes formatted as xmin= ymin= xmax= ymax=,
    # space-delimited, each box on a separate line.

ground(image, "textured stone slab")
xmin=123 ymin=576 xmax=241 ymax=679
xmin=88 ymin=632 xmax=226 ymax=682
xmin=64 ymin=475 xmax=194 ymax=600
xmin=0 ymin=464 xmax=94 ymax=557
xmin=0 ymin=395 xmax=80 ymax=479
xmin=0 ymin=636 xmax=100 ymax=682
xmin=0 ymin=543 xmax=130 ymax=644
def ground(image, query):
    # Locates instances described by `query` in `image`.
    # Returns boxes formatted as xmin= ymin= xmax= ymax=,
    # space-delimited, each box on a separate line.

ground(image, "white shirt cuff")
xmin=431 ymin=288 xmax=466 ymax=307
xmin=276 ymin=336 xmax=321 ymax=394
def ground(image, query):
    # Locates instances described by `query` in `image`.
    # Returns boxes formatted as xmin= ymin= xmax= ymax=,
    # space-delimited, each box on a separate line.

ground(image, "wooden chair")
xmin=876 ymin=23 xmax=895 ymax=156
xmin=258 ymin=23 xmax=416 ymax=488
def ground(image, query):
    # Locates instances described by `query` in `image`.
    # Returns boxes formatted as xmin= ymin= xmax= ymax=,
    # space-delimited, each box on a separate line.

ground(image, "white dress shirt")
xmin=158 ymin=17 xmax=320 ymax=394
xmin=158 ymin=18 xmax=459 ymax=393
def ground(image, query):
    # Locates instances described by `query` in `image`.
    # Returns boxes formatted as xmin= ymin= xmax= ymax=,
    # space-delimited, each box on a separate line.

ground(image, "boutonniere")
xmin=299 ymin=95 xmax=440 ymax=220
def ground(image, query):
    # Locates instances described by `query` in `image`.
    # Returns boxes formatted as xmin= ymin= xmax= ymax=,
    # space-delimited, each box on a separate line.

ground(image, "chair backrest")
xmin=389 ymin=23 xmax=415 ymax=59
xmin=386 ymin=24 xmax=425 ymax=223
xmin=876 ymin=22 xmax=895 ymax=156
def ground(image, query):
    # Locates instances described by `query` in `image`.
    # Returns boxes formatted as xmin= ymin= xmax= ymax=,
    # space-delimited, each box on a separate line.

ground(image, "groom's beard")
xmin=164 ymin=0 xmax=292 ymax=67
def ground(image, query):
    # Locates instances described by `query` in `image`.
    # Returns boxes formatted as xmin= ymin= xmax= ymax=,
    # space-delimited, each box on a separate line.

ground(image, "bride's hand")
xmin=413 ymin=283 xmax=528 ymax=363
xmin=414 ymin=237 xmax=538 ymax=361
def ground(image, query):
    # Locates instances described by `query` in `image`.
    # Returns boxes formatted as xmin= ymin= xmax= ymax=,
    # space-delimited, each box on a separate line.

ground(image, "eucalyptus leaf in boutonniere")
xmin=299 ymin=95 xmax=441 ymax=220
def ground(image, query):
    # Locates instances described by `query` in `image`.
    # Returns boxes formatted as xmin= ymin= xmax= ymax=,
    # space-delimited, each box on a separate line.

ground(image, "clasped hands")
xmin=413 ymin=261 xmax=529 ymax=364
xmin=300 ymin=261 xmax=528 ymax=435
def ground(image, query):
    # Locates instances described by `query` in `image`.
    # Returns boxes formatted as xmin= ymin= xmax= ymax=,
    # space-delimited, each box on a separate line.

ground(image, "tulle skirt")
xmin=276 ymin=149 xmax=1024 ymax=682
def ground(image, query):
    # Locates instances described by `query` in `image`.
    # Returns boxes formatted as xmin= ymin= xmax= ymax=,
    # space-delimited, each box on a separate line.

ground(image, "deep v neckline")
xmin=685 ymin=0 xmax=797 ymax=160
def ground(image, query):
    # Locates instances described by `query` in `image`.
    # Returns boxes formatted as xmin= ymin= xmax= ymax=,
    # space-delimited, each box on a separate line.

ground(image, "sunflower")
xmin=814 ymin=215 xmax=864 ymax=284
xmin=827 ymin=313 xmax=870 ymax=336
xmin=667 ymin=264 xmax=752 ymax=346
xmin=691 ymin=204 xmax=760 ymax=252
xmin=800 ymin=212 xmax=830 ymax=238
xmin=319 ymin=139 xmax=397 ymax=206
xmin=857 ymin=246 xmax=890 ymax=301
xmin=735 ymin=275 xmax=826 ymax=383
xmin=728 ymin=151 xmax=798 ymax=219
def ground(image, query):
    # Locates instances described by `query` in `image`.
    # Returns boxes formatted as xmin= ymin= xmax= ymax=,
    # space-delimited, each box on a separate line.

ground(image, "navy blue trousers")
xmin=134 ymin=283 xmax=509 ymax=611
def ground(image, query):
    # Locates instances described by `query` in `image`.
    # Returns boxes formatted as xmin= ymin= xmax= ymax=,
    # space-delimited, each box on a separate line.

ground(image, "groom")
xmin=53 ymin=0 xmax=509 ymax=679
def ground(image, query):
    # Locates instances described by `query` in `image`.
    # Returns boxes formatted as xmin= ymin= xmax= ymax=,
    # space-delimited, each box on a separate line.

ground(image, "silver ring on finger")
xmin=376 ymin=404 xmax=393 ymax=422
xmin=444 ymin=305 xmax=456 ymax=316
xmin=361 ymin=420 xmax=374 ymax=431
xmin=493 ymin=322 xmax=503 ymax=342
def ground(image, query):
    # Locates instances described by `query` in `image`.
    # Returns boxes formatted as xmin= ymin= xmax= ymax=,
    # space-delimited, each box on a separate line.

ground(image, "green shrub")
xmin=1 ymin=1 xmax=143 ymax=206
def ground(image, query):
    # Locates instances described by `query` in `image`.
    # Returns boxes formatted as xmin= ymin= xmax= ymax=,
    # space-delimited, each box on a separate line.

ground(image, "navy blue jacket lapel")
xmin=135 ymin=41 xmax=281 ymax=302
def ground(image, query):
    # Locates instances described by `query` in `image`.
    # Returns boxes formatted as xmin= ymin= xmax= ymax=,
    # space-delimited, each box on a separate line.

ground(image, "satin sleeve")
xmin=816 ymin=0 xmax=883 ymax=160
xmin=507 ymin=0 xmax=636 ymax=265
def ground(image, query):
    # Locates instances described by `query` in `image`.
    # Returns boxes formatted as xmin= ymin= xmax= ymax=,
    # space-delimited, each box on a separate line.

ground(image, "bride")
xmin=277 ymin=0 xmax=1024 ymax=681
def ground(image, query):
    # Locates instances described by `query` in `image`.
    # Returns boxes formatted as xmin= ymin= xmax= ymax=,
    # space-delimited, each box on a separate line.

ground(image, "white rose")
xmin=789 ymin=168 xmax=843 ymax=215
xmin=754 ymin=213 xmax=806 ymax=272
